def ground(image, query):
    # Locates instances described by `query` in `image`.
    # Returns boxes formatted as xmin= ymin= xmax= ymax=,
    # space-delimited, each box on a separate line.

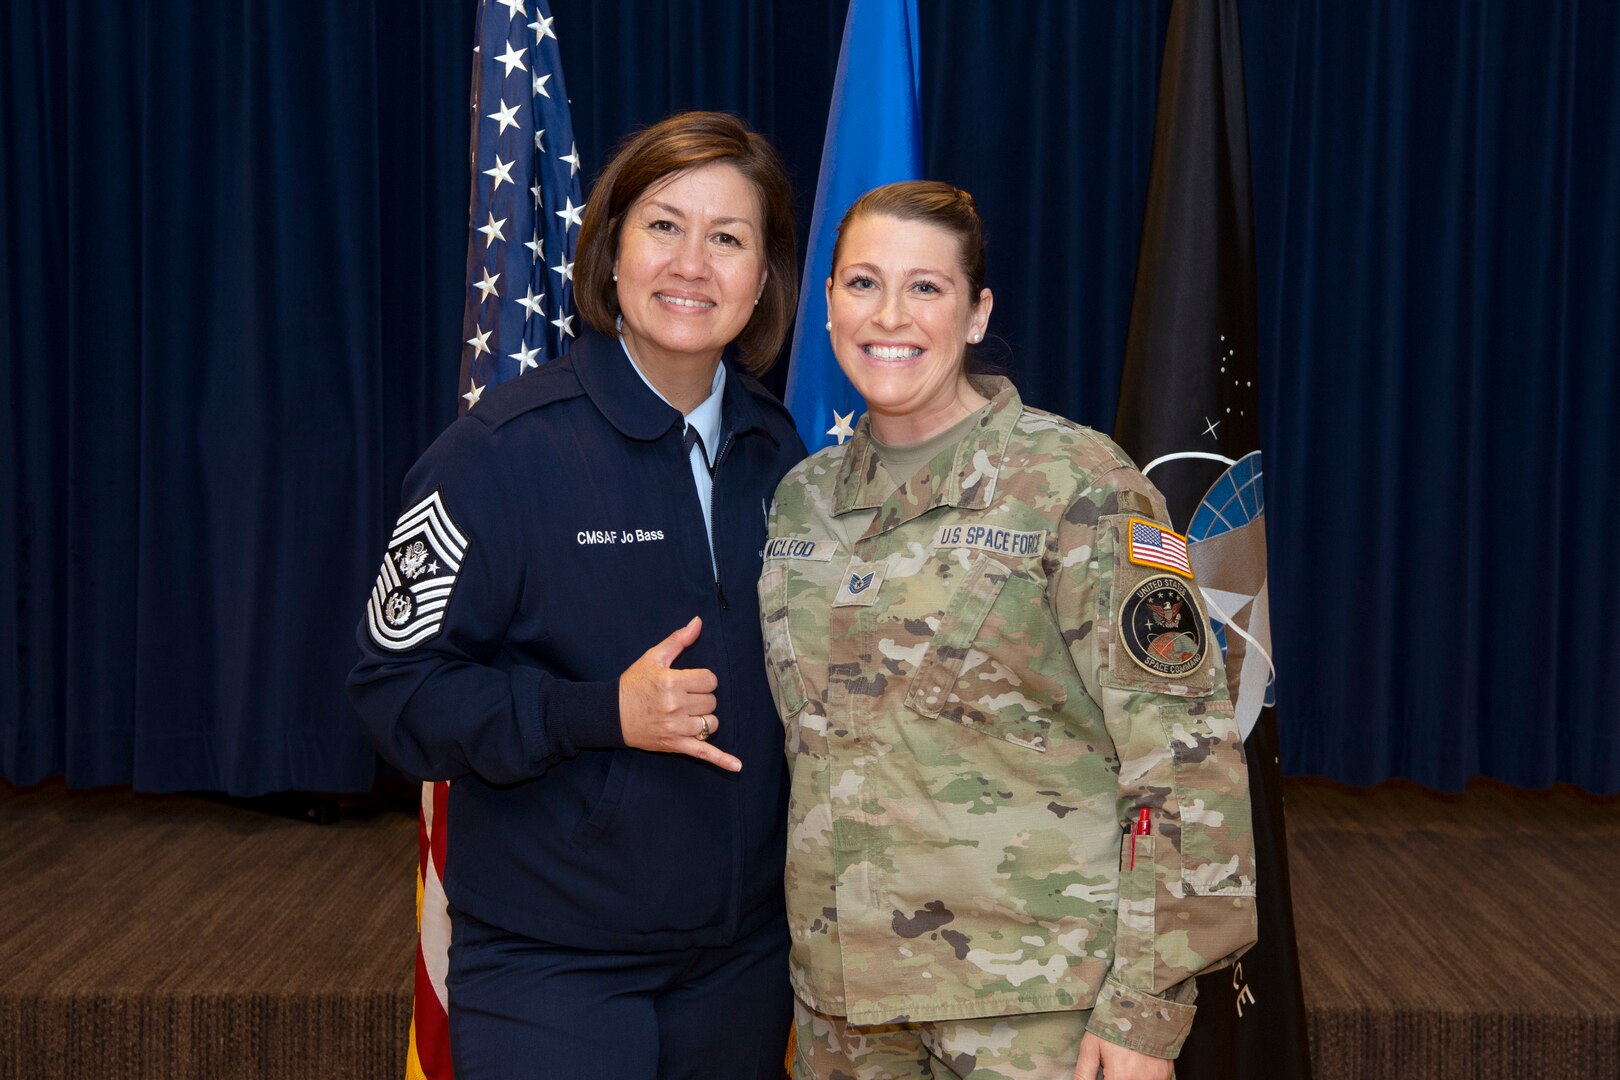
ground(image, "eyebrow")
xmin=840 ymin=261 xmax=949 ymax=279
xmin=646 ymin=201 xmax=757 ymax=229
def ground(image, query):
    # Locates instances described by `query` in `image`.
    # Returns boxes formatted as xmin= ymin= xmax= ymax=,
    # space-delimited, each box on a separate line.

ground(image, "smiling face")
xmin=827 ymin=213 xmax=993 ymax=445
xmin=613 ymin=161 xmax=768 ymax=389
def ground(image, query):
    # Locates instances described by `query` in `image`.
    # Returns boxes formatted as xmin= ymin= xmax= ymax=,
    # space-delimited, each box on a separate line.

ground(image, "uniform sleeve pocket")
xmin=758 ymin=565 xmax=809 ymax=720
xmin=1167 ymin=700 xmax=1256 ymax=897
xmin=1111 ymin=830 xmax=1158 ymax=991
xmin=904 ymin=556 xmax=1063 ymax=753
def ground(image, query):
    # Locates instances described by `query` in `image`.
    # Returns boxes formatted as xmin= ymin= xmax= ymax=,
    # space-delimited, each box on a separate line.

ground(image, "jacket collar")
xmin=833 ymin=376 xmax=1021 ymax=536
xmin=571 ymin=329 xmax=775 ymax=447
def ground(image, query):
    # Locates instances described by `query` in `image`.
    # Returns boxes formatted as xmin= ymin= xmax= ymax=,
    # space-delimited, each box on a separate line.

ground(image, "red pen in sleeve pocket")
xmin=1130 ymin=807 xmax=1152 ymax=870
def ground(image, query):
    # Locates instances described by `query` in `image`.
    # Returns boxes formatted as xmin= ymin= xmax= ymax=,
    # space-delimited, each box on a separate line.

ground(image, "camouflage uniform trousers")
xmin=792 ymin=996 xmax=1175 ymax=1080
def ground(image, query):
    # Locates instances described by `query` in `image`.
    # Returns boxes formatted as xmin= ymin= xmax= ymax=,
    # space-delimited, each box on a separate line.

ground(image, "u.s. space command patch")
xmin=1119 ymin=575 xmax=1208 ymax=678
xmin=366 ymin=488 xmax=468 ymax=652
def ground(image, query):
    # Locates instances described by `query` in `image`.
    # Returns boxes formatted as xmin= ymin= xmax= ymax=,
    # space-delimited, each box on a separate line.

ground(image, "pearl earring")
xmin=970 ymin=333 xmax=981 ymax=343
xmin=825 ymin=321 xmax=832 ymax=331
xmin=612 ymin=272 xmax=618 ymax=282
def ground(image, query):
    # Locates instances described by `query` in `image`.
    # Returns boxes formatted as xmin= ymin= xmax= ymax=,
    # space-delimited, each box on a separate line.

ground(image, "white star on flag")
xmin=561 ymin=143 xmax=581 ymax=177
xmin=473 ymin=267 xmax=501 ymax=302
xmin=826 ymin=411 xmax=855 ymax=444
xmin=477 ymin=213 xmax=507 ymax=247
xmin=495 ymin=41 xmax=527 ymax=76
xmin=516 ymin=285 xmax=545 ymax=319
xmin=487 ymin=99 xmax=521 ymax=135
xmin=483 ymin=155 xmax=515 ymax=189
xmin=510 ymin=339 xmax=542 ymax=372
xmin=463 ymin=379 xmax=486 ymax=408
xmin=459 ymin=0 xmax=582 ymax=421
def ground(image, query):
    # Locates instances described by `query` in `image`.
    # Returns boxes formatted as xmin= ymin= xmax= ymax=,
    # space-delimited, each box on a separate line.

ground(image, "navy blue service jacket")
xmin=349 ymin=331 xmax=806 ymax=951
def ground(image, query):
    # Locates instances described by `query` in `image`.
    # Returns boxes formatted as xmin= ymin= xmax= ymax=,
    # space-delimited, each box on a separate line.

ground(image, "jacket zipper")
xmin=710 ymin=431 xmax=735 ymax=608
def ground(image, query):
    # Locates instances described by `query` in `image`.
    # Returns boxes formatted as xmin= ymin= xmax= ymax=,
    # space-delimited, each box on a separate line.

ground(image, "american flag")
xmin=1129 ymin=519 xmax=1193 ymax=578
xmin=457 ymin=0 xmax=584 ymax=414
xmin=412 ymin=4 xmax=583 ymax=1079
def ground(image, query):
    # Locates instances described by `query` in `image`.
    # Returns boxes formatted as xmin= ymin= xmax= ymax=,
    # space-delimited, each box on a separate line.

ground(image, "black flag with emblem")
xmin=1113 ymin=1 xmax=1312 ymax=1078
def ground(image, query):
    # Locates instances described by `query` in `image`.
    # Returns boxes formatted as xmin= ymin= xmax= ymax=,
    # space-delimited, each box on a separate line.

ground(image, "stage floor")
xmin=1 ymin=776 xmax=1615 ymax=1079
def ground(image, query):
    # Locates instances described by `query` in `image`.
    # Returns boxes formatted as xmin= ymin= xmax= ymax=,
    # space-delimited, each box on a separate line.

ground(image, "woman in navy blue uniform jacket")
xmin=349 ymin=112 xmax=806 ymax=1079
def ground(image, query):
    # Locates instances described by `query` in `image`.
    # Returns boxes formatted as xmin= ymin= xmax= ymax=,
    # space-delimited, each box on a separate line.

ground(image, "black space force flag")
xmin=1113 ymin=1 xmax=1312 ymax=1078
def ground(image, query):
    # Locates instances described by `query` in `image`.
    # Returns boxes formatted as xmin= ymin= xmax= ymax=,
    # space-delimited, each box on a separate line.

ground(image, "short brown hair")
xmin=831 ymin=181 xmax=987 ymax=296
xmin=575 ymin=112 xmax=798 ymax=376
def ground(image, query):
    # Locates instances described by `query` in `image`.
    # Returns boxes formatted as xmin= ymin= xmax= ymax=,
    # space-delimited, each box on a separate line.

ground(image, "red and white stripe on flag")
xmin=406 ymin=780 xmax=453 ymax=1080
xmin=1126 ymin=518 xmax=1194 ymax=578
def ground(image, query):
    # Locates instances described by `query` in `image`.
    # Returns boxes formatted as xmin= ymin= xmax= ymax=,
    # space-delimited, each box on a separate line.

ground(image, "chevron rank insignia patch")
xmin=833 ymin=560 xmax=885 ymax=606
xmin=366 ymin=489 xmax=469 ymax=652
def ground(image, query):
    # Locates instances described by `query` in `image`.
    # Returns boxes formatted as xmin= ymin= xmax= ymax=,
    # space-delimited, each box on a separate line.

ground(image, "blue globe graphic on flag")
xmin=1187 ymin=450 xmax=1275 ymax=708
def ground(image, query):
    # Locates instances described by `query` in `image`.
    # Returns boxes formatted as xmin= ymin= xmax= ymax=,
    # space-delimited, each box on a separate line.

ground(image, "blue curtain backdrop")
xmin=3 ymin=0 xmax=1616 ymax=794
xmin=0 ymin=0 xmax=477 ymax=793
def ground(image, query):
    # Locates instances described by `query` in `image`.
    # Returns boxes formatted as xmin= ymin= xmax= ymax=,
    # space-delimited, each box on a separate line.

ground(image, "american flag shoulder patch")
xmin=366 ymin=489 xmax=470 ymax=652
xmin=1126 ymin=517 xmax=1194 ymax=579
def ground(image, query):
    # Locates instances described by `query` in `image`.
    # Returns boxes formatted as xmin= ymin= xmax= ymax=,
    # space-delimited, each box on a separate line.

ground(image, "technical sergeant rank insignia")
xmin=833 ymin=560 xmax=885 ymax=606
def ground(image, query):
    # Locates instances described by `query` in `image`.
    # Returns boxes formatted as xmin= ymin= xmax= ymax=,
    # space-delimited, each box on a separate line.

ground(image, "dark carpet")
xmin=1 ymin=777 xmax=1615 ymax=1078
xmin=0 ymin=783 xmax=413 ymax=1079
xmin=1286 ymin=779 xmax=1620 ymax=1080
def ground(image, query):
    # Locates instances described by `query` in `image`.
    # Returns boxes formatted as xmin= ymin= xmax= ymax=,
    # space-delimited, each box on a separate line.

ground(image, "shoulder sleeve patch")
xmin=365 ymin=488 xmax=470 ymax=652
xmin=1125 ymin=518 xmax=1195 ymax=580
xmin=1097 ymin=514 xmax=1217 ymax=696
xmin=1118 ymin=575 xmax=1209 ymax=679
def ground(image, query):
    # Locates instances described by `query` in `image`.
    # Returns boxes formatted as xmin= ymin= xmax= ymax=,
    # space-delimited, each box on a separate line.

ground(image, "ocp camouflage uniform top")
xmin=758 ymin=377 xmax=1257 ymax=1060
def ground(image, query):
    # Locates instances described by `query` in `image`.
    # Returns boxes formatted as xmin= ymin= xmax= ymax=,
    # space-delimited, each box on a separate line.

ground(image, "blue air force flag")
xmin=783 ymin=0 xmax=923 ymax=452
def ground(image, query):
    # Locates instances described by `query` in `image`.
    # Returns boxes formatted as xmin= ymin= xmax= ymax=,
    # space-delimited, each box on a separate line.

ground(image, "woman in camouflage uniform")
xmin=759 ymin=182 xmax=1257 ymax=1080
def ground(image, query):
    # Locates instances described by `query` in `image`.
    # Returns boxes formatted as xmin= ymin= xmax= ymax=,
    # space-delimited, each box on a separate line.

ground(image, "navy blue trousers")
xmin=447 ymin=908 xmax=792 ymax=1080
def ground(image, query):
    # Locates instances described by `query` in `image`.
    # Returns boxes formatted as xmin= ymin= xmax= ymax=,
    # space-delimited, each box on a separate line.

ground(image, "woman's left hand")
xmin=1072 ymin=1031 xmax=1174 ymax=1080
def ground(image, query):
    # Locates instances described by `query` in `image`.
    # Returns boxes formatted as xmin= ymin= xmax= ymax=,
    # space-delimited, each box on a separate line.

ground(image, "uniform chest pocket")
xmin=903 ymin=555 xmax=1067 ymax=753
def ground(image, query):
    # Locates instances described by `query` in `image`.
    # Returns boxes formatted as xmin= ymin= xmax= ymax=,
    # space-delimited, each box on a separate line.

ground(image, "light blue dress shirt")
xmin=620 ymin=337 xmax=725 ymax=574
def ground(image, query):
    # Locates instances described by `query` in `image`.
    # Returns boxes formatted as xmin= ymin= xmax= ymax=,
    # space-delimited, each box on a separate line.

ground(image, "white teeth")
xmin=865 ymin=345 xmax=922 ymax=360
xmin=657 ymin=294 xmax=714 ymax=309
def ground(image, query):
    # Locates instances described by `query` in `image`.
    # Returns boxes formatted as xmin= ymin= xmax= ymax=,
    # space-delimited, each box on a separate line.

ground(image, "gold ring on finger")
xmin=697 ymin=716 xmax=710 ymax=741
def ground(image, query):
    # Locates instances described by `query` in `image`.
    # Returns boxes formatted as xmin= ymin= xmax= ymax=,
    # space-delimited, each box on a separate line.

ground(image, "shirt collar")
xmin=568 ymin=328 xmax=774 ymax=448
xmin=832 ymin=376 xmax=1022 ymax=535
xmin=625 ymin=340 xmax=726 ymax=461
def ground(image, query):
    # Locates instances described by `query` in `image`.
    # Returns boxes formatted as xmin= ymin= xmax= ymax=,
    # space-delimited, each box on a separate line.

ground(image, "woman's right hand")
xmin=618 ymin=616 xmax=740 ymax=771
